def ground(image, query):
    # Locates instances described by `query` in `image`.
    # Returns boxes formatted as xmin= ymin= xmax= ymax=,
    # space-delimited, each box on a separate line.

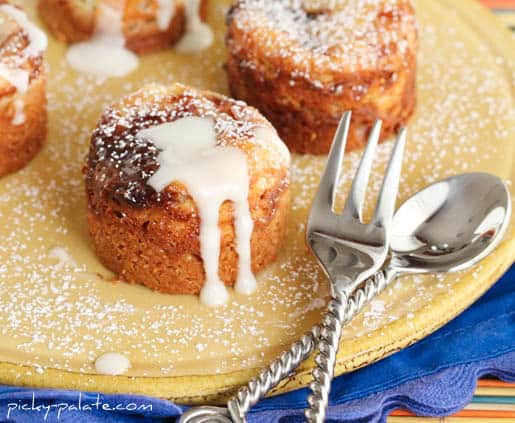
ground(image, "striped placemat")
xmin=389 ymin=379 xmax=515 ymax=421
xmin=481 ymin=0 xmax=515 ymax=28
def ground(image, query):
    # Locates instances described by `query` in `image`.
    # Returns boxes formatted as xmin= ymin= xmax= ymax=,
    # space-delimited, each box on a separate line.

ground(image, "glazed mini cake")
xmin=84 ymin=83 xmax=291 ymax=306
xmin=226 ymin=0 xmax=418 ymax=154
xmin=0 ymin=2 xmax=47 ymax=177
xmin=38 ymin=0 xmax=210 ymax=54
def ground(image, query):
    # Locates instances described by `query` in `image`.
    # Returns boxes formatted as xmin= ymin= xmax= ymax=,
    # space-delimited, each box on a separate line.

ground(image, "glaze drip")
xmin=0 ymin=4 xmax=47 ymax=124
xmin=94 ymin=352 xmax=131 ymax=375
xmin=156 ymin=0 xmax=176 ymax=30
xmin=175 ymin=0 xmax=214 ymax=53
xmin=65 ymin=0 xmax=213 ymax=77
xmin=66 ymin=4 xmax=139 ymax=78
xmin=136 ymin=117 xmax=256 ymax=306
xmin=85 ymin=87 xmax=285 ymax=208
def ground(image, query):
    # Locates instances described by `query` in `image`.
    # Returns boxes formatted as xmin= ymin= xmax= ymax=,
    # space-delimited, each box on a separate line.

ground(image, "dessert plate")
xmin=0 ymin=0 xmax=513 ymax=403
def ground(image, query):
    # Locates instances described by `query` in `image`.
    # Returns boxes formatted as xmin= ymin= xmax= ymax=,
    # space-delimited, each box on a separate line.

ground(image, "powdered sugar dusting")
xmin=0 ymin=0 xmax=512 ymax=379
xmin=228 ymin=0 xmax=417 ymax=74
xmin=86 ymin=84 xmax=289 ymax=207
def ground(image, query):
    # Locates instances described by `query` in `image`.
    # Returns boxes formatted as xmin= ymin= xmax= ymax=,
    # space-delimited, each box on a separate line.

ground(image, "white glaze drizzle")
xmin=302 ymin=0 xmax=337 ymax=12
xmin=174 ymin=0 xmax=214 ymax=53
xmin=0 ymin=5 xmax=47 ymax=56
xmin=66 ymin=4 xmax=139 ymax=78
xmin=94 ymin=352 xmax=131 ymax=375
xmin=0 ymin=62 xmax=29 ymax=94
xmin=0 ymin=5 xmax=47 ymax=125
xmin=66 ymin=0 xmax=214 ymax=77
xmin=156 ymin=0 xmax=175 ymax=30
xmin=65 ymin=0 xmax=212 ymax=76
xmin=12 ymin=98 xmax=25 ymax=126
xmin=136 ymin=117 xmax=256 ymax=307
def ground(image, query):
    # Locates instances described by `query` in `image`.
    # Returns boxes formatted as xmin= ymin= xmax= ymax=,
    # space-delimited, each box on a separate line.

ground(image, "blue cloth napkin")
xmin=0 ymin=265 xmax=513 ymax=422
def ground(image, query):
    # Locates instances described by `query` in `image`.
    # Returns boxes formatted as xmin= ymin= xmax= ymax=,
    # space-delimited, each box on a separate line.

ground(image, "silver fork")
xmin=305 ymin=111 xmax=407 ymax=422
xmin=179 ymin=112 xmax=406 ymax=423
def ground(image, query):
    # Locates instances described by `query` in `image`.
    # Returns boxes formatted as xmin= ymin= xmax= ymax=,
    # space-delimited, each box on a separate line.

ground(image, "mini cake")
xmin=0 ymin=2 xmax=47 ymax=177
xmin=84 ymin=84 xmax=290 ymax=306
xmin=226 ymin=0 xmax=418 ymax=154
xmin=38 ymin=0 xmax=211 ymax=54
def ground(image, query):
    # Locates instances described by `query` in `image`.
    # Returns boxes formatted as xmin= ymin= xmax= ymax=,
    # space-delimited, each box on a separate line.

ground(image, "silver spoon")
xmin=180 ymin=172 xmax=511 ymax=423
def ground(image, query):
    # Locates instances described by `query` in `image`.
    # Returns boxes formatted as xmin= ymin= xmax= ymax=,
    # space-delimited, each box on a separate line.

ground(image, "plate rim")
xmin=0 ymin=0 xmax=513 ymax=405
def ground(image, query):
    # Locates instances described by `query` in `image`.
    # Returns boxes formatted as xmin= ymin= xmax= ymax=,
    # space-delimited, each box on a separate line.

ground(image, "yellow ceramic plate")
xmin=0 ymin=0 xmax=513 ymax=404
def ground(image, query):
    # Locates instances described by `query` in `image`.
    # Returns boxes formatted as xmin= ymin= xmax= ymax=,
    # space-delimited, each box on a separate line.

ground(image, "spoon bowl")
xmin=390 ymin=173 xmax=511 ymax=275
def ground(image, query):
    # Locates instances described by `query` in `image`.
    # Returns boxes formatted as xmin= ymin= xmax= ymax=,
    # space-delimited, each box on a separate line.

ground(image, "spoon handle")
xmin=225 ymin=269 xmax=390 ymax=423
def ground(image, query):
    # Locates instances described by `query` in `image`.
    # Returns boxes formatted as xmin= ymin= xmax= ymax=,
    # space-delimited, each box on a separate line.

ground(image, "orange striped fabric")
xmin=390 ymin=409 xmax=515 ymax=418
xmin=477 ymin=380 xmax=515 ymax=388
xmin=480 ymin=0 xmax=515 ymax=8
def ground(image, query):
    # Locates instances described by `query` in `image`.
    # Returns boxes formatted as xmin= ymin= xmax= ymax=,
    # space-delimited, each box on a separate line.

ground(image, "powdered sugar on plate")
xmin=0 ymin=0 xmax=512 ymax=378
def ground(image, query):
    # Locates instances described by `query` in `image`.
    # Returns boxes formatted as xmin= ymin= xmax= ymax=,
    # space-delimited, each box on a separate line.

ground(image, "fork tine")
xmin=312 ymin=111 xmax=352 ymax=212
xmin=341 ymin=119 xmax=382 ymax=221
xmin=373 ymin=128 xmax=407 ymax=228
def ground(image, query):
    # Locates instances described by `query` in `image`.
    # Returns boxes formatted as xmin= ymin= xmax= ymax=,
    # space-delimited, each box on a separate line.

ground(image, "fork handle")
xmin=226 ymin=325 xmax=321 ymax=423
xmin=221 ymin=270 xmax=389 ymax=423
xmin=305 ymin=269 xmax=390 ymax=422
xmin=305 ymin=291 xmax=347 ymax=423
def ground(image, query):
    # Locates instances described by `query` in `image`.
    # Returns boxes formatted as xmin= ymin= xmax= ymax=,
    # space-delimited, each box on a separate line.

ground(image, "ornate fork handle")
xmin=305 ymin=291 xmax=347 ymax=423
xmin=305 ymin=270 xmax=389 ymax=422
xmin=179 ymin=271 xmax=388 ymax=423
xmin=226 ymin=325 xmax=321 ymax=423
xmin=226 ymin=270 xmax=388 ymax=423
xmin=180 ymin=326 xmax=321 ymax=423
